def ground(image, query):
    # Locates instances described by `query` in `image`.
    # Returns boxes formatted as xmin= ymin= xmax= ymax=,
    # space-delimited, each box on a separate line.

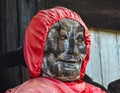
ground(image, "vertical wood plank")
xmin=6 ymin=0 xmax=18 ymax=51
xmin=0 ymin=0 xmax=21 ymax=92
xmin=17 ymin=0 xmax=38 ymax=82
xmin=1 ymin=0 xmax=7 ymax=53
xmin=18 ymin=0 xmax=38 ymax=46
xmin=0 ymin=0 xmax=7 ymax=92
xmin=0 ymin=0 xmax=2 ymax=53
xmin=98 ymin=30 xmax=120 ymax=87
xmin=116 ymin=32 xmax=120 ymax=66
xmin=37 ymin=0 xmax=47 ymax=9
xmin=87 ymin=29 xmax=120 ymax=88
xmin=86 ymin=28 xmax=103 ymax=85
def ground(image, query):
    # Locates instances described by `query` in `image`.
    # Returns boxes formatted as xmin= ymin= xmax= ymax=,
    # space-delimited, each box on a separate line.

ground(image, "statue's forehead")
xmin=51 ymin=18 xmax=82 ymax=29
xmin=59 ymin=18 xmax=80 ymax=27
xmin=48 ymin=18 xmax=85 ymax=38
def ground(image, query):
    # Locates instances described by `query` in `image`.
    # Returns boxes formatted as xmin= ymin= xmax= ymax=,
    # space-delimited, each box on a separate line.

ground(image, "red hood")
xmin=24 ymin=6 xmax=91 ymax=79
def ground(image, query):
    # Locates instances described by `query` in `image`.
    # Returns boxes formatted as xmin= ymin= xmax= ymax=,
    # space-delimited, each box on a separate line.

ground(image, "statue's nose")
xmin=66 ymin=37 xmax=78 ymax=55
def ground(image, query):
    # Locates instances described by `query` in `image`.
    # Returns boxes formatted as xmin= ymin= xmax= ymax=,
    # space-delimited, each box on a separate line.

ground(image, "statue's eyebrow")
xmin=50 ymin=21 xmax=61 ymax=30
xmin=59 ymin=30 xmax=67 ymax=37
xmin=76 ymin=31 xmax=84 ymax=40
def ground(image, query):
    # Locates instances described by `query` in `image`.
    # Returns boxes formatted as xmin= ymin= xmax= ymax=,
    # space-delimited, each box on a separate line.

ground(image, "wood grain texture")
xmin=0 ymin=0 xmax=37 ymax=92
xmin=87 ymin=28 xmax=120 ymax=88
xmin=86 ymin=28 xmax=103 ymax=85
xmin=37 ymin=0 xmax=120 ymax=30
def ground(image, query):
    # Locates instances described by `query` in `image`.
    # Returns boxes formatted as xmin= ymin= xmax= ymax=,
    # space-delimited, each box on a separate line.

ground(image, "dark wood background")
xmin=0 ymin=0 xmax=120 ymax=92
xmin=38 ymin=0 xmax=120 ymax=30
xmin=0 ymin=0 xmax=37 ymax=92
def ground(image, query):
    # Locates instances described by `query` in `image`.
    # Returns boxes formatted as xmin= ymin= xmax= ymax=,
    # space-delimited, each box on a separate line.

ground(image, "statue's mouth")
xmin=42 ymin=59 xmax=81 ymax=81
xmin=56 ymin=57 xmax=82 ymax=63
xmin=54 ymin=61 xmax=80 ymax=81
xmin=58 ymin=59 xmax=77 ymax=63
xmin=54 ymin=61 xmax=81 ymax=71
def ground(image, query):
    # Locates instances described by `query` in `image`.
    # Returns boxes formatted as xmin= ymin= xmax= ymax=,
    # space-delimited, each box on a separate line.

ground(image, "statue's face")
xmin=42 ymin=18 xmax=86 ymax=81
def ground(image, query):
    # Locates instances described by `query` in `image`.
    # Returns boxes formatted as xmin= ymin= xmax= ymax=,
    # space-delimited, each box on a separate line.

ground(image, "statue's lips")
xmin=54 ymin=61 xmax=80 ymax=81
xmin=48 ymin=60 xmax=81 ymax=81
xmin=57 ymin=59 xmax=79 ymax=63
xmin=55 ymin=60 xmax=80 ymax=69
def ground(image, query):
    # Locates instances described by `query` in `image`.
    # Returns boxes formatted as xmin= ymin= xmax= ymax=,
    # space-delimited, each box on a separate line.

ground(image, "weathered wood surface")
xmin=0 ymin=0 xmax=37 ymax=92
xmin=37 ymin=0 xmax=120 ymax=30
xmin=0 ymin=0 xmax=21 ymax=92
xmin=86 ymin=28 xmax=120 ymax=88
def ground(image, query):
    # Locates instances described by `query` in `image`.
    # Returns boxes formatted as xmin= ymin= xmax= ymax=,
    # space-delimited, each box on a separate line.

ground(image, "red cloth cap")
xmin=24 ymin=6 xmax=91 ymax=79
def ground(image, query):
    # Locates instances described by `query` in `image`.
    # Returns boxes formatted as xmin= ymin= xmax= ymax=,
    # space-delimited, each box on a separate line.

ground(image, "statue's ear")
xmin=0 ymin=46 xmax=26 ymax=69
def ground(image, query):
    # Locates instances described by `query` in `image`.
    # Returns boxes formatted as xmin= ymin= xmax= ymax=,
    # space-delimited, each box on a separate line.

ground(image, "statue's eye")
xmin=77 ymin=38 xmax=83 ymax=43
xmin=60 ymin=36 xmax=67 ymax=40
xmin=59 ymin=29 xmax=67 ymax=40
xmin=76 ymin=33 xmax=84 ymax=43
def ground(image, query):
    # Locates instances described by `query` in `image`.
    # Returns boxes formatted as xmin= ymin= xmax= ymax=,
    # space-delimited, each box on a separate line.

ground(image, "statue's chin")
xmin=49 ymin=61 xmax=81 ymax=81
xmin=55 ymin=75 xmax=80 ymax=81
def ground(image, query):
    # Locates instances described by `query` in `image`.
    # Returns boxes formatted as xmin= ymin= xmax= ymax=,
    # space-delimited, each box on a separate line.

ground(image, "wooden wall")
xmin=87 ymin=28 xmax=120 ymax=88
xmin=37 ymin=0 xmax=120 ymax=30
xmin=0 ymin=0 xmax=37 ymax=92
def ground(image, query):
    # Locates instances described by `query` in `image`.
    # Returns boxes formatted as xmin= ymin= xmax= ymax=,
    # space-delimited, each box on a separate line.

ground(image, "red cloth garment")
xmin=6 ymin=77 xmax=106 ymax=93
xmin=6 ymin=6 xmax=106 ymax=93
